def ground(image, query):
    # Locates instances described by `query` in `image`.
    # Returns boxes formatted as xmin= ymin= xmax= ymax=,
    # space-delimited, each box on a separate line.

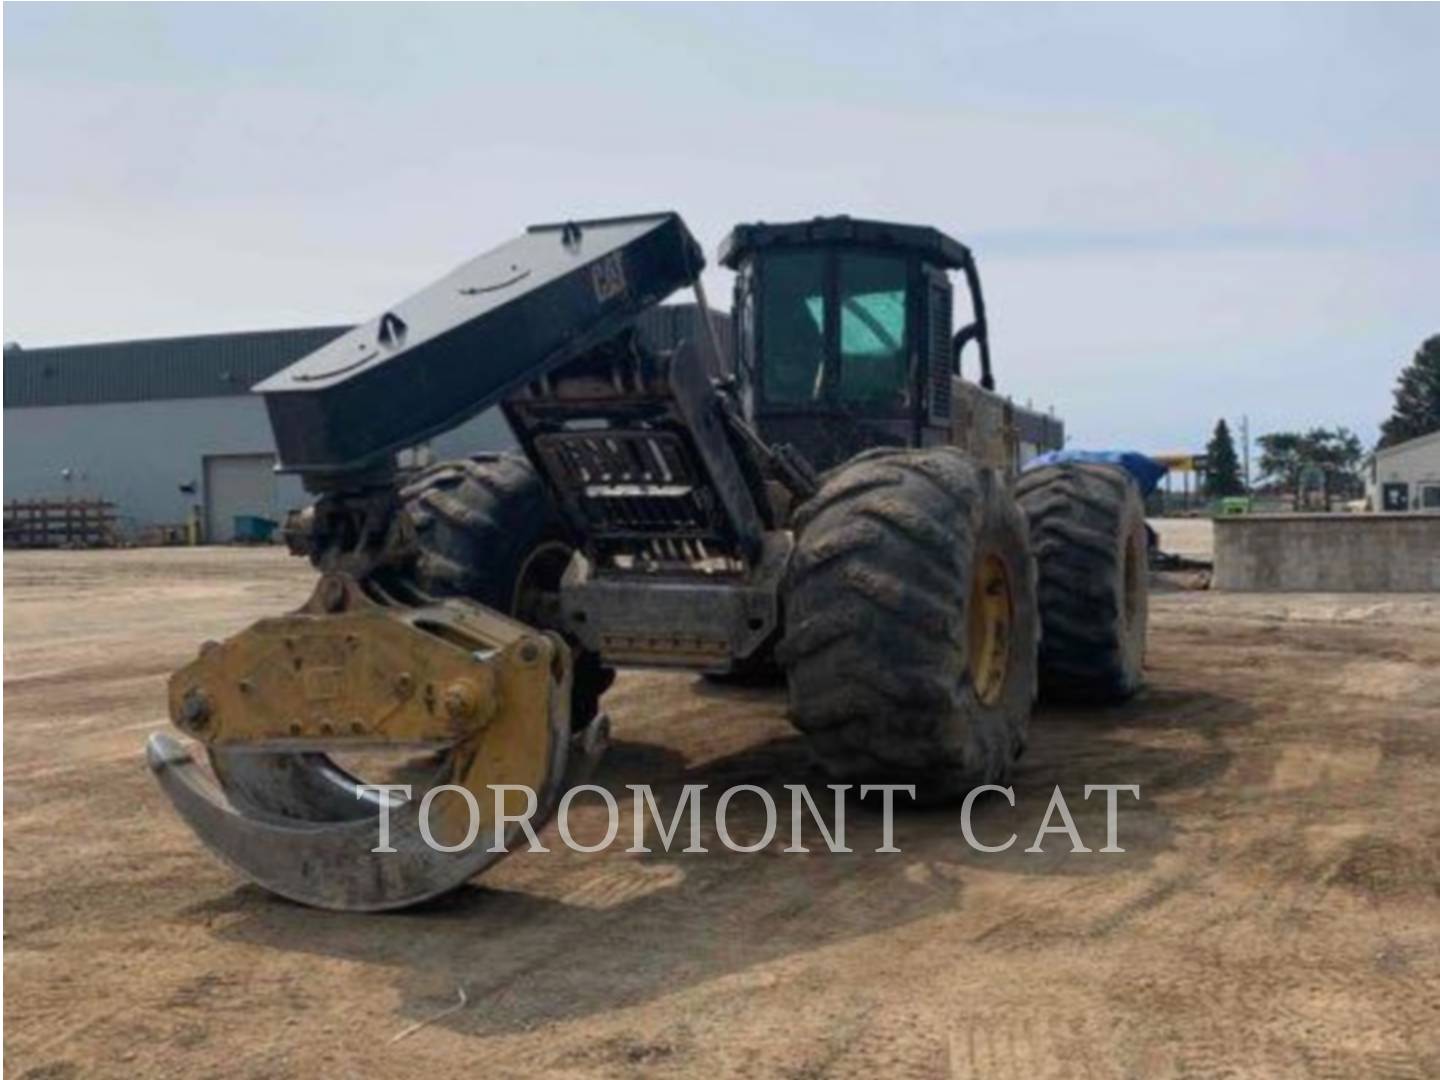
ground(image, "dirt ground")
xmin=5 ymin=527 xmax=1440 ymax=1079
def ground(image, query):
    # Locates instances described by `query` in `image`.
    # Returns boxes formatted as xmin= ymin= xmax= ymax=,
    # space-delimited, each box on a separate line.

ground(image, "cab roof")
xmin=718 ymin=215 xmax=972 ymax=271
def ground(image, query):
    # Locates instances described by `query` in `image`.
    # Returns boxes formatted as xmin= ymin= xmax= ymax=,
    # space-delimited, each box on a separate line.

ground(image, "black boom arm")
xmin=255 ymin=213 xmax=705 ymax=488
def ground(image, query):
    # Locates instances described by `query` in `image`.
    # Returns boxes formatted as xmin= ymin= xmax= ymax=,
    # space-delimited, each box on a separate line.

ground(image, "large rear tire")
xmin=399 ymin=453 xmax=613 ymax=726
xmin=1015 ymin=462 xmax=1148 ymax=702
xmin=779 ymin=448 xmax=1038 ymax=802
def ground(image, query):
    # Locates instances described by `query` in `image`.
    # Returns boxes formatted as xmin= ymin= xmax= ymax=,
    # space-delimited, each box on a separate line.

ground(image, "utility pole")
xmin=1240 ymin=413 xmax=1251 ymax=493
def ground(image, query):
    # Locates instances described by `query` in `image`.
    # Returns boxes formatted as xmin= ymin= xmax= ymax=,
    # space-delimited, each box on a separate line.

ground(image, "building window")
xmin=1421 ymin=484 xmax=1440 ymax=510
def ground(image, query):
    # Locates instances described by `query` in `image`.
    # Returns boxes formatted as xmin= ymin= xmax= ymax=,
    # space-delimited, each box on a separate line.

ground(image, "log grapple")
xmin=151 ymin=571 xmax=580 ymax=910
xmin=151 ymin=214 xmax=699 ymax=910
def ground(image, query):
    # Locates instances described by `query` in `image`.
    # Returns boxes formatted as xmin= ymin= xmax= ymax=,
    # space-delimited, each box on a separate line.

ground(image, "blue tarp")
xmin=1022 ymin=450 xmax=1168 ymax=497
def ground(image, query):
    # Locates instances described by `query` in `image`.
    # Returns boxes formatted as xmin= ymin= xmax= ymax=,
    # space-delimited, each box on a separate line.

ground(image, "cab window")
xmin=837 ymin=254 xmax=908 ymax=406
xmin=759 ymin=251 xmax=826 ymax=404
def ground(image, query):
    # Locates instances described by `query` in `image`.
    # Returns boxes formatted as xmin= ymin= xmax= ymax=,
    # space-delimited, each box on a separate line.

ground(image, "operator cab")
xmin=719 ymin=216 xmax=992 ymax=473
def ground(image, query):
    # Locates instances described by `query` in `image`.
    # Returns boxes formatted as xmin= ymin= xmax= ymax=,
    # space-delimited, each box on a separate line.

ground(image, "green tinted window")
xmin=837 ymin=254 xmax=908 ymax=406
xmin=760 ymin=251 xmax=826 ymax=404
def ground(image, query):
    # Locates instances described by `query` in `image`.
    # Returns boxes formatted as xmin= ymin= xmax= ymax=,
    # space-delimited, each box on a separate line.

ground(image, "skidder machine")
xmin=150 ymin=213 xmax=1149 ymax=910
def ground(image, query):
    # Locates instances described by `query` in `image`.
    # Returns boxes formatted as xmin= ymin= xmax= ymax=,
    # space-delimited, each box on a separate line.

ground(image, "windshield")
xmin=757 ymin=249 xmax=909 ymax=409
xmin=837 ymin=253 xmax=908 ymax=406
xmin=758 ymin=251 xmax=826 ymax=404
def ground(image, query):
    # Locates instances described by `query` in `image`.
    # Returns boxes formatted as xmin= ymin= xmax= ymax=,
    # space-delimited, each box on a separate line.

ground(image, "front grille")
xmin=533 ymin=431 xmax=722 ymax=543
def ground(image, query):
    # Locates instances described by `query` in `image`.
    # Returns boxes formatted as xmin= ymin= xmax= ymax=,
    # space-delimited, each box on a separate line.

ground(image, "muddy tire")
xmin=778 ymin=447 xmax=1038 ymax=802
xmin=399 ymin=453 xmax=613 ymax=726
xmin=1015 ymin=463 xmax=1148 ymax=703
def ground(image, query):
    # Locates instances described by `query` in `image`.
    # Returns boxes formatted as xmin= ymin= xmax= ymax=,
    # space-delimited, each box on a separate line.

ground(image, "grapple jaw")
xmin=149 ymin=573 xmax=591 ymax=911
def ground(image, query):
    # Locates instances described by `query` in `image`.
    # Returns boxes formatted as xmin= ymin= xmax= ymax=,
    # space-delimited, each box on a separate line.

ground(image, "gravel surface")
xmin=5 ymin=547 xmax=1438 ymax=1078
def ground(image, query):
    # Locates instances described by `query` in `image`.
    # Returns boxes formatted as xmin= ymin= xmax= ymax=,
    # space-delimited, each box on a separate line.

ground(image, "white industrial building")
xmin=3 ymin=307 xmax=725 ymax=543
xmin=1369 ymin=429 xmax=1440 ymax=513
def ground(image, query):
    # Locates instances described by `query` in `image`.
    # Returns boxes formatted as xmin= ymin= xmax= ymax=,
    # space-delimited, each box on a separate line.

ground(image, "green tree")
xmin=1204 ymin=418 xmax=1244 ymax=496
xmin=1257 ymin=427 xmax=1365 ymax=498
xmin=1379 ymin=334 xmax=1440 ymax=448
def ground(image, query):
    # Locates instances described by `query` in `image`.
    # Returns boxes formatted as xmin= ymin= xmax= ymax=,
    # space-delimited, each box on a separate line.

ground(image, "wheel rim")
xmin=967 ymin=550 xmax=1013 ymax=706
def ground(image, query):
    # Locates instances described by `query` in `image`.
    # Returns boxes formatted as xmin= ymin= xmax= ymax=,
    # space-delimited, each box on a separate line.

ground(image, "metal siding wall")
xmin=1375 ymin=438 xmax=1440 ymax=490
xmin=3 ymin=398 xmax=520 ymax=537
xmin=3 ymin=398 xmax=307 ymax=537
xmin=3 ymin=327 xmax=349 ymax=408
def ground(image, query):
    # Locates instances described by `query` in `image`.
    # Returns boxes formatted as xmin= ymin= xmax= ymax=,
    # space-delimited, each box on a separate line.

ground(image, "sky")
xmin=5 ymin=3 xmax=1437 ymax=456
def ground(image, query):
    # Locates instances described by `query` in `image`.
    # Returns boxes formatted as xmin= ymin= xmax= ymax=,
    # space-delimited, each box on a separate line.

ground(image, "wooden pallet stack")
xmin=4 ymin=498 xmax=120 ymax=549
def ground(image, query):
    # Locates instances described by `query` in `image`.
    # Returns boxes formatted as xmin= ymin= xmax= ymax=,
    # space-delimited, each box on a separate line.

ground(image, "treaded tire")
xmin=778 ymin=447 xmax=1038 ymax=802
xmin=399 ymin=453 xmax=613 ymax=725
xmin=1015 ymin=463 xmax=1148 ymax=703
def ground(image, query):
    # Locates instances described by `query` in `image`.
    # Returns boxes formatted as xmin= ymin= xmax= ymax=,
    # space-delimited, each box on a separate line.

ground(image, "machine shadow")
xmin=191 ymin=682 xmax=1255 ymax=1041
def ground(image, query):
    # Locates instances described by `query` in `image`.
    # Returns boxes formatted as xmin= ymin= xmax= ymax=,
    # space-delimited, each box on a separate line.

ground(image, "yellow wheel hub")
xmin=967 ymin=551 xmax=1014 ymax=706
